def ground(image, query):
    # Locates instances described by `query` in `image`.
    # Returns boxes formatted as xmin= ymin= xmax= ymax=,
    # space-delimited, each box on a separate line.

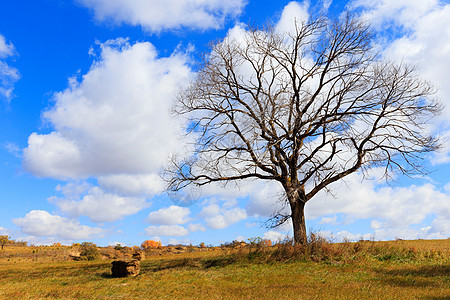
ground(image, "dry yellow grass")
xmin=0 ymin=239 xmax=448 ymax=299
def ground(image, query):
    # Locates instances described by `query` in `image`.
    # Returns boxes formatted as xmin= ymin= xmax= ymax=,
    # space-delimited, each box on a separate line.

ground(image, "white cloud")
xmin=98 ymin=174 xmax=165 ymax=197
xmin=319 ymin=215 xmax=338 ymax=225
xmin=0 ymin=35 xmax=15 ymax=57
xmin=275 ymin=1 xmax=309 ymax=34
xmin=235 ymin=235 xmax=246 ymax=242
xmin=304 ymin=169 xmax=450 ymax=241
xmin=23 ymin=38 xmax=193 ymax=180
xmin=167 ymin=238 xmax=191 ymax=245
xmin=322 ymin=0 xmax=333 ymax=11
xmin=188 ymin=223 xmax=206 ymax=232
xmin=263 ymin=230 xmax=288 ymax=243
xmin=351 ymin=0 xmax=439 ymax=29
xmin=204 ymin=207 xmax=247 ymax=229
xmin=0 ymin=34 xmax=20 ymax=101
xmin=366 ymin=215 xmax=449 ymax=241
xmin=145 ymin=225 xmax=189 ymax=236
xmin=308 ymin=172 xmax=450 ymax=225
xmin=432 ymin=132 xmax=450 ymax=165
xmin=4 ymin=142 xmax=21 ymax=158
xmin=372 ymin=226 xmax=449 ymax=241
xmin=318 ymin=230 xmax=373 ymax=242
xmin=77 ymin=0 xmax=246 ymax=32
xmin=0 ymin=227 xmax=8 ymax=235
xmin=199 ymin=204 xmax=221 ymax=218
xmin=370 ymin=220 xmax=383 ymax=229
xmin=350 ymin=0 xmax=450 ymax=162
xmin=147 ymin=206 xmax=191 ymax=225
xmin=13 ymin=210 xmax=105 ymax=240
xmin=51 ymin=185 xmax=149 ymax=223
xmin=246 ymin=180 xmax=286 ymax=218
xmin=108 ymin=241 xmax=127 ymax=247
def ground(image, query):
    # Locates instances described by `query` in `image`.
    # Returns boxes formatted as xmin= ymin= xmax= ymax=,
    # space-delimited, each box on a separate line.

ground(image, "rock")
xmin=132 ymin=251 xmax=144 ymax=261
xmin=68 ymin=249 xmax=81 ymax=260
xmin=111 ymin=260 xmax=140 ymax=277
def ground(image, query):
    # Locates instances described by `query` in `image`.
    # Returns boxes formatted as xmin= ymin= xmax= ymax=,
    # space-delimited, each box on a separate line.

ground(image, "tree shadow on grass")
xmin=100 ymin=272 xmax=113 ymax=278
xmin=381 ymin=264 xmax=449 ymax=278
xmin=138 ymin=255 xmax=239 ymax=273
xmin=373 ymin=264 xmax=450 ymax=288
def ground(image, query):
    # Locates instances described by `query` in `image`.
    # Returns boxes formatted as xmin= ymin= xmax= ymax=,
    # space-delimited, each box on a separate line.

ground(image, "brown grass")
xmin=0 ymin=239 xmax=448 ymax=299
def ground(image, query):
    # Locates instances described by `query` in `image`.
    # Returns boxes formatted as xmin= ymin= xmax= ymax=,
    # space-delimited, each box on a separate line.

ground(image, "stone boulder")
xmin=111 ymin=260 xmax=140 ymax=277
xmin=132 ymin=251 xmax=144 ymax=261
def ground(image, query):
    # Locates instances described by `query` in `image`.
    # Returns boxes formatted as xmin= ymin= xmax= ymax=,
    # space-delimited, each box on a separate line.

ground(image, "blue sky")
xmin=0 ymin=0 xmax=449 ymax=246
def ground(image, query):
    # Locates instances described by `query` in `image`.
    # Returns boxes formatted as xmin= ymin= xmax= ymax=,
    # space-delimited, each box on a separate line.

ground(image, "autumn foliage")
xmin=141 ymin=240 xmax=162 ymax=249
xmin=262 ymin=239 xmax=272 ymax=247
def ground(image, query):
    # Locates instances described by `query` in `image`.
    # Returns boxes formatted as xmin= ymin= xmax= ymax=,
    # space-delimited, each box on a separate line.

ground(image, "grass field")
xmin=0 ymin=239 xmax=448 ymax=299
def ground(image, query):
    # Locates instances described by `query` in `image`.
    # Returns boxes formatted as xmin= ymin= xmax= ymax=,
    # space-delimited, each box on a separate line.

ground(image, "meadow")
xmin=0 ymin=239 xmax=448 ymax=299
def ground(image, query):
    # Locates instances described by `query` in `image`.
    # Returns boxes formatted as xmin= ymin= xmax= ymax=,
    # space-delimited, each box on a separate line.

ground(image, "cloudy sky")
xmin=0 ymin=0 xmax=449 ymax=246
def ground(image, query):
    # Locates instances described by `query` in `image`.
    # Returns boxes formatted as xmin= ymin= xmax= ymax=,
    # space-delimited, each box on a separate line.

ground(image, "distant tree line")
xmin=0 ymin=235 xmax=27 ymax=249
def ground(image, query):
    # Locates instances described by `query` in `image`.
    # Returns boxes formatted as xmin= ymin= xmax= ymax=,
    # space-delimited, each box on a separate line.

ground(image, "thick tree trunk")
xmin=291 ymin=200 xmax=307 ymax=245
xmin=284 ymin=181 xmax=308 ymax=245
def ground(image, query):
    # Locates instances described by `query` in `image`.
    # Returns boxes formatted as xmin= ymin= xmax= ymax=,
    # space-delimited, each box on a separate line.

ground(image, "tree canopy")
xmin=166 ymin=13 xmax=441 ymax=245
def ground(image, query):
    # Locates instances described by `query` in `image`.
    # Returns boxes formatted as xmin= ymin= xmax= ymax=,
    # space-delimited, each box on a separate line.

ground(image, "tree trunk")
xmin=291 ymin=200 xmax=307 ymax=245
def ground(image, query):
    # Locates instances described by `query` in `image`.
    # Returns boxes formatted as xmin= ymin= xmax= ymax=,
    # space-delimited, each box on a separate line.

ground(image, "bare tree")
xmin=166 ymin=14 xmax=441 ymax=245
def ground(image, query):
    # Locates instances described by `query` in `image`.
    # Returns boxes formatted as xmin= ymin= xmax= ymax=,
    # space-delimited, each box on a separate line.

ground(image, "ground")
xmin=0 ymin=239 xmax=448 ymax=299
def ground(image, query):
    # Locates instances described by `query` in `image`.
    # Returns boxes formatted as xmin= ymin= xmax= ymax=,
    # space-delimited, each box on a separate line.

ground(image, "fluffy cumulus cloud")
xmin=275 ymin=0 xmax=309 ymax=34
xmin=351 ymin=0 xmax=441 ymax=29
xmin=13 ymin=210 xmax=105 ymax=240
xmin=23 ymin=38 xmax=192 ymax=181
xmin=19 ymin=38 xmax=194 ymax=239
xmin=200 ymin=204 xmax=247 ymax=229
xmin=145 ymin=225 xmax=189 ymax=236
xmin=0 ymin=34 xmax=20 ymax=101
xmin=350 ymin=0 xmax=450 ymax=161
xmin=246 ymin=180 xmax=286 ymax=218
xmin=147 ymin=206 xmax=191 ymax=225
xmin=77 ymin=0 xmax=246 ymax=32
xmin=97 ymin=174 xmax=165 ymax=197
xmin=188 ymin=223 xmax=206 ymax=232
xmin=306 ymin=170 xmax=450 ymax=240
xmin=50 ymin=185 xmax=149 ymax=223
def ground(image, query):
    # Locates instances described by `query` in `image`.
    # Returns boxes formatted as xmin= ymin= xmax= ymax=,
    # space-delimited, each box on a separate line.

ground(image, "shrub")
xmin=79 ymin=242 xmax=100 ymax=261
xmin=141 ymin=240 xmax=162 ymax=249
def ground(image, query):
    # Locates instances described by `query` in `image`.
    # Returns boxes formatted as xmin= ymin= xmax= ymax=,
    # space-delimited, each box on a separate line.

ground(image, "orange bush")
xmin=141 ymin=240 xmax=162 ymax=249
xmin=262 ymin=239 xmax=272 ymax=247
